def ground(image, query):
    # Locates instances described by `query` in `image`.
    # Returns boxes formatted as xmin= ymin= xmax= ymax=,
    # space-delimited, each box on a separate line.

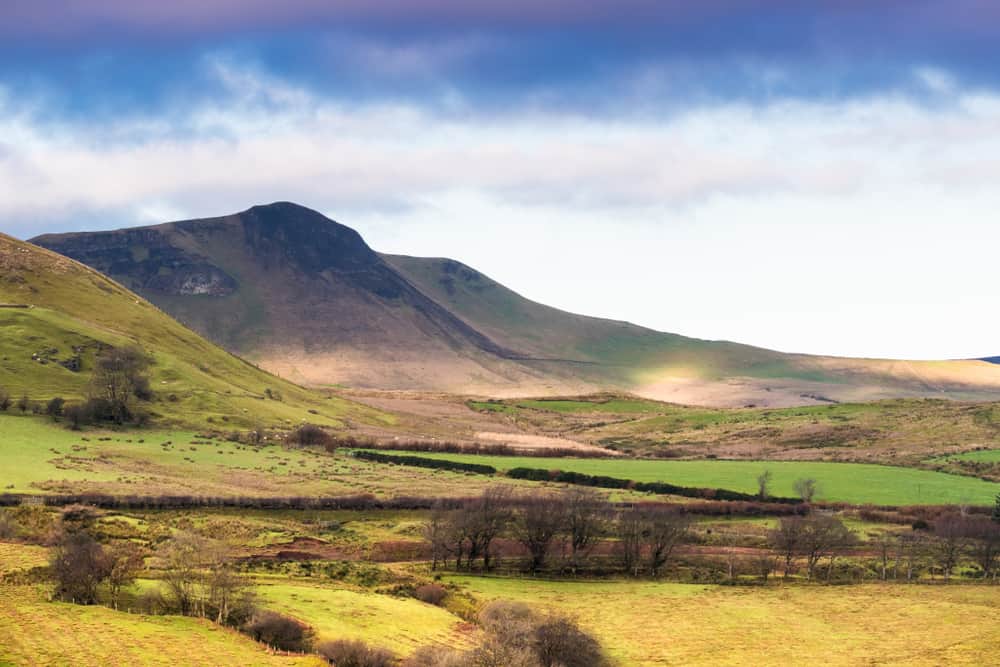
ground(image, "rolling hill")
xmin=0 ymin=231 xmax=383 ymax=429
xmin=31 ymin=202 xmax=1000 ymax=407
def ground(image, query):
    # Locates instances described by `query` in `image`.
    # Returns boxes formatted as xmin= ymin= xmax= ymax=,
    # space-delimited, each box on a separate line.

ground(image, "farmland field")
xmin=447 ymin=576 xmax=1000 ymax=666
xmin=0 ymin=415 xmax=533 ymax=498
xmin=364 ymin=451 xmax=1000 ymax=505
xmin=0 ymin=585 xmax=323 ymax=667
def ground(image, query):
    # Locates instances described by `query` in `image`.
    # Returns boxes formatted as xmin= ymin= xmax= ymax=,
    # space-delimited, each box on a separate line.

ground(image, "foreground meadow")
xmin=447 ymin=576 xmax=1000 ymax=666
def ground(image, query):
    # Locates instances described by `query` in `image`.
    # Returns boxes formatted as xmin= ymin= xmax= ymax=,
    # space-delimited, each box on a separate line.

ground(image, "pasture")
xmin=448 ymin=576 xmax=1000 ymax=666
xmin=368 ymin=451 xmax=1000 ymax=505
xmin=0 ymin=585 xmax=323 ymax=667
xmin=0 ymin=415 xmax=527 ymax=498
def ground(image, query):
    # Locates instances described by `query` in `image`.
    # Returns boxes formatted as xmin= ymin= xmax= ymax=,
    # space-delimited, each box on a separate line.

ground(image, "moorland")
xmin=2 ymin=222 xmax=999 ymax=667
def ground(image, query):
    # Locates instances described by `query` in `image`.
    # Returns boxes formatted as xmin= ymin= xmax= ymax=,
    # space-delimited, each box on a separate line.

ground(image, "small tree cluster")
xmin=50 ymin=509 xmax=143 ymax=606
xmin=768 ymin=514 xmax=856 ymax=579
xmin=424 ymin=488 xmax=693 ymax=577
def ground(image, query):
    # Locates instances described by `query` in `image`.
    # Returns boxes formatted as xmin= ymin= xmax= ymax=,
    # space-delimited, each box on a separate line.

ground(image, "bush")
xmin=317 ymin=639 xmax=395 ymax=667
xmin=532 ymin=616 xmax=608 ymax=667
xmin=46 ymin=397 xmax=65 ymax=418
xmin=289 ymin=424 xmax=333 ymax=448
xmin=413 ymin=583 xmax=448 ymax=606
xmin=243 ymin=611 xmax=312 ymax=652
xmin=0 ymin=387 xmax=10 ymax=411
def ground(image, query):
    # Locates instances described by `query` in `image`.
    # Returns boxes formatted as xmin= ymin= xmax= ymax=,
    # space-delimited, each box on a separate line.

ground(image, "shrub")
xmin=413 ymin=583 xmax=448 ymax=606
xmin=317 ymin=639 xmax=395 ymax=667
xmin=243 ymin=611 xmax=312 ymax=652
xmin=532 ymin=616 xmax=608 ymax=667
xmin=289 ymin=424 xmax=333 ymax=448
xmin=0 ymin=387 xmax=10 ymax=411
xmin=46 ymin=397 xmax=65 ymax=418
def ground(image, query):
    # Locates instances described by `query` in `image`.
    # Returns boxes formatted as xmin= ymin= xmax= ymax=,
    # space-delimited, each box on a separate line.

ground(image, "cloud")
xmin=3 ymin=61 xmax=1000 ymax=240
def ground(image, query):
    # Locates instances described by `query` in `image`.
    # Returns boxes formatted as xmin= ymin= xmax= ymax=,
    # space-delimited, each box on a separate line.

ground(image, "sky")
xmin=2 ymin=1 xmax=999 ymax=360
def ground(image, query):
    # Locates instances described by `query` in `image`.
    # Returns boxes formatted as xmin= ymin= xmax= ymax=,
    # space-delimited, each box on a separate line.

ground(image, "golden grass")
xmin=0 ymin=585 xmax=324 ymax=667
xmin=449 ymin=577 xmax=1000 ymax=666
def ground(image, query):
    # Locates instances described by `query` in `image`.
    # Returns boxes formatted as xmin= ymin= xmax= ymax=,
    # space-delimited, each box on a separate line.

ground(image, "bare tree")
xmin=564 ymin=488 xmax=607 ymax=574
xmin=422 ymin=503 xmax=452 ymax=571
xmin=106 ymin=542 xmax=144 ymax=610
xmin=756 ymin=470 xmax=774 ymax=500
xmin=160 ymin=533 xmax=210 ymax=615
xmin=51 ymin=531 xmax=111 ymax=604
xmin=645 ymin=508 xmax=692 ymax=578
xmin=965 ymin=516 xmax=1000 ymax=580
xmin=90 ymin=345 xmax=152 ymax=424
xmin=206 ymin=562 xmax=256 ymax=626
xmin=896 ymin=532 xmax=927 ymax=582
xmin=798 ymin=514 xmax=855 ymax=580
xmin=516 ymin=492 xmax=566 ymax=574
xmin=933 ymin=513 xmax=970 ymax=580
xmin=461 ymin=487 xmax=515 ymax=570
xmin=751 ymin=553 xmax=777 ymax=584
xmin=769 ymin=516 xmax=804 ymax=579
xmin=793 ymin=478 xmax=818 ymax=504
xmin=617 ymin=507 xmax=644 ymax=577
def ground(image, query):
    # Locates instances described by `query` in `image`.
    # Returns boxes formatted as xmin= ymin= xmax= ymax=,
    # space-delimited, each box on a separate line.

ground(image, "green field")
xmin=938 ymin=449 xmax=1000 ymax=463
xmin=0 ymin=415 xmax=536 ymax=498
xmin=366 ymin=451 xmax=1000 ymax=505
xmin=259 ymin=580 xmax=474 ymax=656
xmin=447 ymin=576 xmax=1000 ymax=666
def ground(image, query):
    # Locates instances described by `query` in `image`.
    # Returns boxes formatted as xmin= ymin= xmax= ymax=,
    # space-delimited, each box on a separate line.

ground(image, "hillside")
xmin=0 ymin=232 xmax=382 ymax=429
xmin=32 ymin=202 xmax=1000 ymax=407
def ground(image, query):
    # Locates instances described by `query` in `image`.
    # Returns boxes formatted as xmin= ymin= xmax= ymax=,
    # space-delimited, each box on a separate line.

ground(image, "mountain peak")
xmin=231 ymin=202 xmax=377 ymax=274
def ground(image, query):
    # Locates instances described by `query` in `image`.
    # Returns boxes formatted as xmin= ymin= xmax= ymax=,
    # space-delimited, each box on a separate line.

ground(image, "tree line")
xmin=422 ymin=488 xmax=1000 ymax=581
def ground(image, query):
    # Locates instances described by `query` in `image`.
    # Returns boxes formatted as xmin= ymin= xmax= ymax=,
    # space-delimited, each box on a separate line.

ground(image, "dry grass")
xmin=450 ymin=577 xmax=1000 ymax=666
xmin=0 ymin=585 xmax=323 ymax=666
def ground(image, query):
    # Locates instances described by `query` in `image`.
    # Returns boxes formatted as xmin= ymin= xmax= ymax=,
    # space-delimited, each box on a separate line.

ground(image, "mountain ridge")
xmin=31 ymin=202 xmax=1000 ymax=407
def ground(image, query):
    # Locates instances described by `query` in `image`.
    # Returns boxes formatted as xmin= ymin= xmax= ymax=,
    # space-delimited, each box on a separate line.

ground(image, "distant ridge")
xmin=31 ymin=202 xmax=1000 ymax=407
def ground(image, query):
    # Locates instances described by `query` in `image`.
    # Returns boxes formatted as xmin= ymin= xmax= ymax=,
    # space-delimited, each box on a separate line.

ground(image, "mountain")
xmin=32 ymin=202 xmax=1000 ymax=407
xmin=0 ymin=230 xmax=380 ymax=428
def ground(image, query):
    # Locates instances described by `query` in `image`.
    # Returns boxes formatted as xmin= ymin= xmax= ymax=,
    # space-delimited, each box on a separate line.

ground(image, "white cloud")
xmin=3 ymin=63 xmax=1000 ymax=358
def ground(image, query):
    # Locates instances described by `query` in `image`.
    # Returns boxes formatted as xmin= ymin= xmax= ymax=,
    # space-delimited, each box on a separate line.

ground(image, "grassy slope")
xmin=387 ymin=255 xmax=1000 ymax=404
xmin=370 ymin=450 xmax=1000 ymax=505
xmin=259 ymin=581 xmax=474 ymax=656
xmin=450 ymin=576 xmax=1000 ymax=667
xmin=0 ymin=586 xmax=322 ymax=667
xmin=0 ymin=233 xmax=386 ymax=429
xmin=469 ymin=395 xmax=1000 ymax=468
xmin=0 ymin=415 xmax=543 ymax=498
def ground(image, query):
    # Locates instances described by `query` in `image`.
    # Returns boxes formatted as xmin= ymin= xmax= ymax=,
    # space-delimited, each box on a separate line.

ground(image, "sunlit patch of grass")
xmin=448 ymin=576 xmax=1000 ymax=667
xmin=0 ymin=585 xmax=323 ymax=666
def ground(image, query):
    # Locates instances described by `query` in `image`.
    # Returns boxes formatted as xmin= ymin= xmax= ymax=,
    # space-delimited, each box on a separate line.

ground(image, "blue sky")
xmin=2 ymin=1 xmax=999 ymax=359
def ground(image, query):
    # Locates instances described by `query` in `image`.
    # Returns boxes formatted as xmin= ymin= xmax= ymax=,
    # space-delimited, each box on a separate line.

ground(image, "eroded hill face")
xmin=31 ymin=203 xmax=1000 ymax=406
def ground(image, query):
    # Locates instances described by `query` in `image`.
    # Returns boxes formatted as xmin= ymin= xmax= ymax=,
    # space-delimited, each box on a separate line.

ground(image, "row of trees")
xmin=422 ymin=488 xmax=1000 ymax=581
xmin=424 ymin=487 xmax=692 ymax=577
